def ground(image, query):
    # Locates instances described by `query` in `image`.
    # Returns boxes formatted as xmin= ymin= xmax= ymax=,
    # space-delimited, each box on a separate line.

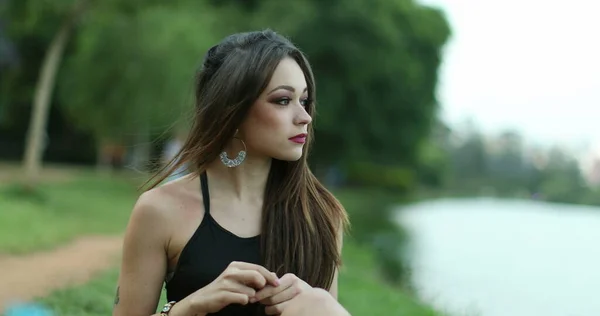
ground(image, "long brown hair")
xmin=145 ymin=29 xmax=348 ymax=290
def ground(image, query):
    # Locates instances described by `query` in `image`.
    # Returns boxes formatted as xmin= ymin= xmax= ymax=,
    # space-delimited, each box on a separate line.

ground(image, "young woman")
xmin=112 ymin=29 xmax=349 ymax=316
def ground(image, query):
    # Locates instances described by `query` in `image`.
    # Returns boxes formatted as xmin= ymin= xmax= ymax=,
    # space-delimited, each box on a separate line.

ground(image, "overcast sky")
xmin=419 ymin=0 xmax=600 ymax=149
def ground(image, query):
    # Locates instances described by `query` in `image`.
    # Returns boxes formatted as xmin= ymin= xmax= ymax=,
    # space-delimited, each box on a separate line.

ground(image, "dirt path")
xmin=0 ymin=235 xmax=123 ymax=313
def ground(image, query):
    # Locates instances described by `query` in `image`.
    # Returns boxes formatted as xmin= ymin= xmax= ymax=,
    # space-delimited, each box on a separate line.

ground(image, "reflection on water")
xmin=396 ymin=198 xmax=600 ymax=316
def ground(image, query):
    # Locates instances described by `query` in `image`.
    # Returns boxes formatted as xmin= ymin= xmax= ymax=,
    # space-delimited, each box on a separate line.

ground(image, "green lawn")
xmin=1 ymin=173 xmax=442 ymax=315
xmin=0 ymin=174 xmax=137 ymax=253
xmin=338 ymin=241 xmax=441 ymax=315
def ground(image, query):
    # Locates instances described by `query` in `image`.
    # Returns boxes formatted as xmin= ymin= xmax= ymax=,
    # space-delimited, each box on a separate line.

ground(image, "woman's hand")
xmin=189 ymin=261 xmax=280 ymax=314
xmin=251 ymin=273 xmax=313 ymax=315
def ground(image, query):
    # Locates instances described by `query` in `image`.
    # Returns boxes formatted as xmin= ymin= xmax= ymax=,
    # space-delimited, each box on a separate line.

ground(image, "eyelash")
xmin=274 ymin=97 xmax=311 ymax=107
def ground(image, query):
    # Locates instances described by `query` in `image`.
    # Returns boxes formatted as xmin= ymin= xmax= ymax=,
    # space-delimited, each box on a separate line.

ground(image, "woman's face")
xmin=238 ymin=57 xmax=312 ymax=161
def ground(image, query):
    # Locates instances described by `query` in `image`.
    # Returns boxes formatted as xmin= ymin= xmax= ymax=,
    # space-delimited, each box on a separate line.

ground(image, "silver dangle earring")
xmin=219 ymin=130 xmax=247 ymax=168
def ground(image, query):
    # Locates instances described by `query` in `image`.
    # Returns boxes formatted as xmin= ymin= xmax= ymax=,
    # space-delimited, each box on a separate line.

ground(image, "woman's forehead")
xmin=264 ymin=57 xmax=307 ymax=93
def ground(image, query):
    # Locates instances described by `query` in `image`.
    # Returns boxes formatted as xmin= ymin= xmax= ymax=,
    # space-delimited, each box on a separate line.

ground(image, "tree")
xmin=4 ymin=0 xmax=452 ymax=187
xmin=57 ymin=2 xmax=225 ymax=170
xmin=252 ymin=0 xmax=451 ymax=170
xmin=15 ymin=0 xmax=90 ymax=188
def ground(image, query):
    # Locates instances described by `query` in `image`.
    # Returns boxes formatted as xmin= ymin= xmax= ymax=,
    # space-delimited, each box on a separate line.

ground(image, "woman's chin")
xmin=275 ymin=151 xmax=304 ymax=162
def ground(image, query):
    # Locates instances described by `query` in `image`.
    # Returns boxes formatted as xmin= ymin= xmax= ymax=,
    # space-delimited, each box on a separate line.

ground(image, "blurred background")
xmin=1 ymin=0 xmax=599 ymax=315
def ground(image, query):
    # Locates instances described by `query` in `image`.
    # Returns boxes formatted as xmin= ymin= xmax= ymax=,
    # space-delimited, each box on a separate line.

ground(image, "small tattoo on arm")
xmin=114 ymin=286 xmax=120 ymax=305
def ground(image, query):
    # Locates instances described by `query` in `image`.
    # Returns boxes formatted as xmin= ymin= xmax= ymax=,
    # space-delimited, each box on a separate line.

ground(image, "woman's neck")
xmin=205 ymin=154 xmax=271 ymax=201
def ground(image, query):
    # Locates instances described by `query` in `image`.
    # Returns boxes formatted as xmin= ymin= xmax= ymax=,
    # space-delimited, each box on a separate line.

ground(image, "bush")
xmin=344 ymin=162 xmax=415 ymax=193
xmin=336 ymin=188 xmax=413 ymax=288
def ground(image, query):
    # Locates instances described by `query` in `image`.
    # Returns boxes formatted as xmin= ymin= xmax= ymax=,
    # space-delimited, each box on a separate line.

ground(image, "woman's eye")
xmin=275 ymin=98 xmax=291 ymax=106
xmin=273 ymin=97 xmax=310 ymax=107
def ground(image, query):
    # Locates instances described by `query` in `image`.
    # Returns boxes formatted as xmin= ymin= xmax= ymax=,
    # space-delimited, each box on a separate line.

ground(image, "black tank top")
xmin=165 ymin=172 xmax=262 ymax=315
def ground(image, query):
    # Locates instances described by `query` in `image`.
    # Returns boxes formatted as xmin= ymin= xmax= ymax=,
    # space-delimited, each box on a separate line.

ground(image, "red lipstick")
xmin=289 ymin=133 xmax=307 ymax=144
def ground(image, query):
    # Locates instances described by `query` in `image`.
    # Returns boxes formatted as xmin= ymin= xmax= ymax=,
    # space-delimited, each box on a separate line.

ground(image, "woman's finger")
xmin=231 ymin=269 xmax=267 ymax=289
xmin=221 ymin=291 xmax=252 ymax=306
xmin=259 ymin=285 xmax=299 ymax=306
xmin=253 ymin=274 xmax=294 ymax=303
xmin=230 ymin=261 xmax=280 ymax=286
xmin=225 ymin=278 xmax=257 ymax=297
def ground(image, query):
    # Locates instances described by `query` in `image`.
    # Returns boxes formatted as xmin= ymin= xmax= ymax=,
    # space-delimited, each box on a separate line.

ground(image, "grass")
xmin=37 ymin=268 xmax=125 ymax=316
xmin=338 ymin=240 xmax=441 ymax=315
xmin=0 ymin=171 xmax=442 ymax=315
xmin=0 ymin=174 xmax=138 ymax=254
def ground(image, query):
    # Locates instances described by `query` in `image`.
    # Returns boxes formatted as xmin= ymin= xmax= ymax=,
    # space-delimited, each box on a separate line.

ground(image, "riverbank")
xmin=414 ymin=181 xmax=600 ymax=209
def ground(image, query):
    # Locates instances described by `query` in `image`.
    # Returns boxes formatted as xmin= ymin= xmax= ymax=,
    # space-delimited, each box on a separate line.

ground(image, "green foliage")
xmin=265 ymin=0 xmax=451 ymax=167
xmin=58 ymin=3 xmax=224 ymax=141
xmin=0 ymin=0 xmax=77 ymax=125
xmin=345 ymin=162 xmax=415 ymax=193
xmin=1 ymin=0 xmax=77 ymax=38
xmin=2 ymin=0 xmax=452 ymax=181
xmin=416 ymin=138 xmax=450 ymax=187
xmin=335 ymin=188 xmax=413 ymax=287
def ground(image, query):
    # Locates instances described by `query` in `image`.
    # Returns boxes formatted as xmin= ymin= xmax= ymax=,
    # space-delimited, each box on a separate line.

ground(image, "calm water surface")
xmin=396 ymin=198 xmax=600 ymax=316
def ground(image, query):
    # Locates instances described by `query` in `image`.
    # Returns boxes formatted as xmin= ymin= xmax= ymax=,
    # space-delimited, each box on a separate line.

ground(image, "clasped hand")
xmin=192 ymin=261 xmax=312 ymax=315
xmin=251 ymin=272 xmax=312 ymax=315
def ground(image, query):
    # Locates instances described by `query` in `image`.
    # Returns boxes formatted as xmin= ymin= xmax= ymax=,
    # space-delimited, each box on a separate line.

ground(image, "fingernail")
xmin=249 ymin=297 xmax=257 ymax=303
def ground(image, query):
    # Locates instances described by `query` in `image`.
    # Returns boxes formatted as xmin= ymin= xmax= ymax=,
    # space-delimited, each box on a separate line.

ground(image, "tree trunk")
xmin=22 ymin=0 xmax=89 ymax=188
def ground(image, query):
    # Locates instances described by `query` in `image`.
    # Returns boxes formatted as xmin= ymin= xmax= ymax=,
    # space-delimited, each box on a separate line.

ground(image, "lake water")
xmin=396 ymin=198 xmax=600 ymax=316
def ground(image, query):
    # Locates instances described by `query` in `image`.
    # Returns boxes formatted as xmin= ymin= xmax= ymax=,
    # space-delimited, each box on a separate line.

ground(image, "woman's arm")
xmin=113 ymin=188 xmax=278 ymax=316
xmin=112 ymin=191 xmax=198 ymax=316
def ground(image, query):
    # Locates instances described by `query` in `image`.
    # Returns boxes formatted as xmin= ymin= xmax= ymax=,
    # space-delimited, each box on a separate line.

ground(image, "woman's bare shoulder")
xmin=130 ymin=174 xmax=201 ymax=230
